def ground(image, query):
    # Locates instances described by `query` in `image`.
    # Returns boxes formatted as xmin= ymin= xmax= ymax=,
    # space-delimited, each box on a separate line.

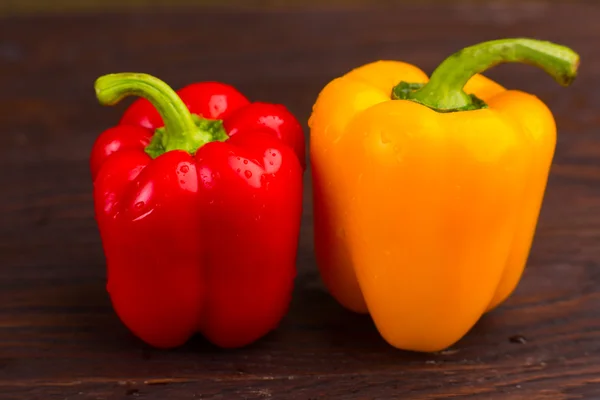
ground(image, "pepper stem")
xmin=95 ymin=73 xmax=226 ymax=157
xmin=393 ymin=38 xmax=580 ymax=112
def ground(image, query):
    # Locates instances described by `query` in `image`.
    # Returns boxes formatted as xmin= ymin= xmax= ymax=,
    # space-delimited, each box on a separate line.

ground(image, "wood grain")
xmin=2 ymin=1 xmax=600 ymax=399
xmin=0 ymin=0 xmax=563 ymax=17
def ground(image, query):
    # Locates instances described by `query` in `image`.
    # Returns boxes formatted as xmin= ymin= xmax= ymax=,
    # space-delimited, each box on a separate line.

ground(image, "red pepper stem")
xmin=95 ymin=73 xmax=211 ymax=157
xmin=393 ymin=38 xmax=580 ymax=113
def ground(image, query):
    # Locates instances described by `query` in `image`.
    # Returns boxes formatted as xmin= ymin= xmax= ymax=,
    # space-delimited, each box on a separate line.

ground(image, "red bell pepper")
xmin=90 ymin=73 xmax=305 ymax=349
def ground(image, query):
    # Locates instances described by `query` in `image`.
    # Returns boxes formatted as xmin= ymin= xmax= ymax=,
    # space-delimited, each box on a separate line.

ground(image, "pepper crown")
xmin=95 ymin=73 xmax=228 ymax=158
xmin=392 ymin=38 xmax=580 ymax=113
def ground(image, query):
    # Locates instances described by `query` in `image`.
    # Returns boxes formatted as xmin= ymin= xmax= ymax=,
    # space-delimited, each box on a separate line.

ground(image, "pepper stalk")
xmin=95 ymin=73 xmax=228 ymax=158
xmin=392 ymin=38 xmax=580 ymax=112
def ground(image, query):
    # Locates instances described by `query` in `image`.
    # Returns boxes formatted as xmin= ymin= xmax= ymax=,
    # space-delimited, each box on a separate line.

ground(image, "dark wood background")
xmin=2 ymin=1 xmax=600 ymax=398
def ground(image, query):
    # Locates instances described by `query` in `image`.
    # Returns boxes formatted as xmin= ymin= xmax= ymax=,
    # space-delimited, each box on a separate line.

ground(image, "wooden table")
xmin=2 ymin=1 xmax=600 ymax=398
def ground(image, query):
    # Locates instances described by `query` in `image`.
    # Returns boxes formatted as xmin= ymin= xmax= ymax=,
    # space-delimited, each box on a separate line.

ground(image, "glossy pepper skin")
xmin=91 ymin=73 xmax=304 ymax=349
xmin=309 ymin=39 xmax=579 ymax=352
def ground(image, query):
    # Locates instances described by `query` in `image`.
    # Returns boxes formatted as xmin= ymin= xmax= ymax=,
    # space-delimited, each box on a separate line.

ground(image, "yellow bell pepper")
xmin=308 ymin=38 xmax=579 ymax=352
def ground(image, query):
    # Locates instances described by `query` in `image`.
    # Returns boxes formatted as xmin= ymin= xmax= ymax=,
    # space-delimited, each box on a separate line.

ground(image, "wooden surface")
xmin=2 ymin=1 xmax=600 ymax=399
xmin=0 ymin=0 xmax=543 ymax=17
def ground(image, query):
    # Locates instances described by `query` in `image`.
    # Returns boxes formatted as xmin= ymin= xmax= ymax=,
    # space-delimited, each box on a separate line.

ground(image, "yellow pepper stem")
xmin=392 ymin=38 xmax=580 ymax=113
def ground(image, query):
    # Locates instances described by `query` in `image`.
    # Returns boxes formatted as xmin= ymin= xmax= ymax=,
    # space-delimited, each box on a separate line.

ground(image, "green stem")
xmin=95 ymin=73 xmax=226 ymax=157
xmin=393 ymin=38 xmax=580 ymax=113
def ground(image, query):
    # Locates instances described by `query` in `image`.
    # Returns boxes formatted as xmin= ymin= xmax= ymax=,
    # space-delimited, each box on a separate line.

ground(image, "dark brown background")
xmin=2 ymin=0 xmax=600 ymax=399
